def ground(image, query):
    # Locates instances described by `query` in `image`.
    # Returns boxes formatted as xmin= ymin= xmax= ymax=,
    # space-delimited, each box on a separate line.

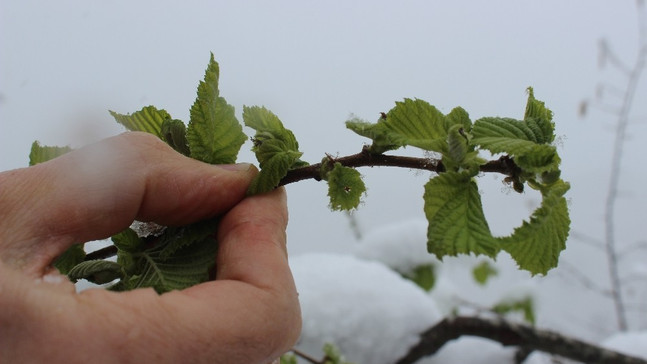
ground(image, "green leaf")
xmin=244 ymin=106 xmax=306 ymax=194
xmin=326 ymin=163 xmax=366 ymax=211
xmin=29 ymin=141 xmax=72 ymax=165
xmin=109 ymin=105 xmax=170 ymax=137
xmin=524 ymin=87 xmax=554 ymax=144
xmin=161 ymin=119 xmax=191 ymax=156
xmin=112 ymin=228 xmax=143 ymax=253
xmin=424 ymin=172 xmax=499 ymax=259
xmin=446 ymin=106 xmax=472 ymax=131
xmin=500 ymin=180 xmax=570 ymax=275
xmin=472 ymin=117 xmax=560 ymax=173
xmin=186 ymin=53 xmax=246 ymax=164
xmin=323 ymin=343 xmax=356 ymax=364
xmin=445 ymin=124 xmax=469 ymax=167
xmin=53 ymin=244 xmax=86 ymax=275
xmin=280 ymin=354 xmax=298 ymax=364
xmin=492 ymin=296 xmax=536 ymax=325
xmin=401 ymin=263 xmax=436 ymax=292
xmin=472 ymin=261 xmax=498 ymax=286
xmin=345 ymin=116 xmax=400 ymax=154
xmin=68 ymin=260 xmax=124 ymax=285
xmin=117 ymin=230 xmax=218 ymax=293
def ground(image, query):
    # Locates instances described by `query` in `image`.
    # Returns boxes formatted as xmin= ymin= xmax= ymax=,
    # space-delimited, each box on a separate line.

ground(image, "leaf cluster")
xmin=30 ymin=55 xmax=571 ymax=293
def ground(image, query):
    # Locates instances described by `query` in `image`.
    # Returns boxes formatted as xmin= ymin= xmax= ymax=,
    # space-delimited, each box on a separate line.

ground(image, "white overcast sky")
xmin=1 ymin=0 xmax=646 ymax=307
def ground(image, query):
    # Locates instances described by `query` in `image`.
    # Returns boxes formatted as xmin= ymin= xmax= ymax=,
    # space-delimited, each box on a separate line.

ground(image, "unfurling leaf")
xmin=161 ymin=119 xmax=191 ymax=156
xmin=68 ymin=260 xmax=124 ymax=285
xmin=186 ymin=53 xmax=246 ymax=164
xmin=29 ymin=141 xmax=72 ymax=165
xmin=326 ymin=163 xmax=366 ymax=211
xmin=472 ymin=117 xmax=560 ymax=173
xmin=500 ymin=180 xmax=570 ymax=275
xmin=244 ymin=105 xmax=307 ymax=194
xmin=424 ymin=172 xmax=499 ymax=259
xmin=53 ymin=244 xmax=86 ymax=275
xmin=109 ymin=105 xmax=170 ymax=137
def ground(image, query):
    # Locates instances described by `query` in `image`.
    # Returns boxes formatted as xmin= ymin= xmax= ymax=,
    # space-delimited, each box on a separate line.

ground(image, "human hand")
xmin=0 ymin=132 xmax=301 ymax=364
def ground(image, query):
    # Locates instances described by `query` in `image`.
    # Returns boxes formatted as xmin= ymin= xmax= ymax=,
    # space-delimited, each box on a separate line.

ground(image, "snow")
xmin=602 ymin=331 xmax=647 ymax=360
xmin=290 ymin=253 xmax=441 ymax=364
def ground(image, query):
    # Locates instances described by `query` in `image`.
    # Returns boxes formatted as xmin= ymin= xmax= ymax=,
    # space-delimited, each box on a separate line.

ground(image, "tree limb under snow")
xmin=394 ymin=316 xmax=647 ymax=364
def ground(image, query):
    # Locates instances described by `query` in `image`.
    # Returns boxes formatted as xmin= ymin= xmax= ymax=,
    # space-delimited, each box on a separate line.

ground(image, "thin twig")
xmin=602 ymin=3 xmax=647 ymax=331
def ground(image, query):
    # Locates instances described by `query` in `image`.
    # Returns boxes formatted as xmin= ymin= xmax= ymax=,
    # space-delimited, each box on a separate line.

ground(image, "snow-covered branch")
xmin=395 ymin=316 xmax=647 ymax=364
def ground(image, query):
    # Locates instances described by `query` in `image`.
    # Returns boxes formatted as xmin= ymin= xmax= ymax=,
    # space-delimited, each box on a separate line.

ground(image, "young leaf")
xmin=53 ymin=244 xmax=86 ymax=275
xmin=424 ymin=172 xmax=499 ymax=259
xmin=29 ymin=141 xmax=72 ymax=165
xmin=326 ymin=163 xmax=366 ymax=211
xmin=68 ymin=260 xmax=124 ymax=285
xmin=500 ymin=180 xmax=570 ymax=275
xmin=186 ymin=53 xmax=246 ymax=164
xmin=160 ymin=119 xmax=191 ymax=156
xmin=244 ymin=106 xmax=307 ymax=194
xmin=472 ymin=261 xmax=498 ymax=286
xmin=119 ymin=233 xmax=218 ymax=293
xmin=345 ymin=116 xmax=400 ymax=154
xmin=472 ymin=117 xmax=560 ymax=173
xmin=111 ymin=228 xmax=143 ymax=253
xmin=524 ymin=87 xmax=554 ymax=144
xmin=109 ymin=105 xmax=170 ymax=137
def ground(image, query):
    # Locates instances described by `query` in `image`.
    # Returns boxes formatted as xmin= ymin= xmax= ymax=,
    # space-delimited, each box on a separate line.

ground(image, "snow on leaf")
xmin=109 ymin=105 xmax=170 ymax=137
xmin=326 ymin=163 xmax=366 ymax=211
xmin=29 ymin=141 xmax=72 ymax=165
xmin=424 ymin=172 xmax=499 ymax=259
xmin=500 ymin=180 xmax=570 ymax=275
xmin=186 ymin=53 xmax=246 ymax=164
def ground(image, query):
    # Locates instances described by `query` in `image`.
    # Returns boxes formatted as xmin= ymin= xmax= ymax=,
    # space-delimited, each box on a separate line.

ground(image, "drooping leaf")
xmin=29 ymin=141 xmax=72 ymax=165
xmin=53 ymin=244 xmax=86 ymax=275
xmin=326 ymin=163 xmax=366 ymax=211
xmin=160 ymin=119 xmax=191 ymax=156
xmin=424 ymin=172 xmax=499 ymax=259
xmin=68 ymin=260 xmax=124 ymax=285
xmin=472 ymin=260 xmax=498 ymax=286
xmin=500 ymin=180 xmax=570 ymax=275
xmin=186 ymin=53 xmax=246 ymax=164
xmin=244 ymin=106 xmax=307 ymax=194
xmin=109 ymin=105 xmax=170 ymax=137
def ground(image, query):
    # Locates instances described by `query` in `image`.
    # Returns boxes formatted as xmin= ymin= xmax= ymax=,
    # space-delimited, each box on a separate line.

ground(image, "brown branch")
xmin=395 ymin=316 xmax=647 ymax=364
xmin=278 ymin=146 xmax=519 ymax=186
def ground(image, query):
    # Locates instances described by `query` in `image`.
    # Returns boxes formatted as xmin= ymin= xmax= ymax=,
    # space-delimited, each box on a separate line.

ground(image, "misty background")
xmin=2 ymin=0 xmax=646 ymax=345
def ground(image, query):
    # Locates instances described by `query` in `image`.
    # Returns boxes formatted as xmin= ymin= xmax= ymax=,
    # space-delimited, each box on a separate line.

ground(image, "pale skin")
xmin=0 ymin=132 xmax=302 ymax=364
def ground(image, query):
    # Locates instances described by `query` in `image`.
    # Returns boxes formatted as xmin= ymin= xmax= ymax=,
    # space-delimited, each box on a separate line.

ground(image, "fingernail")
xmin=218 ymin=163 xmax=253 ymax=172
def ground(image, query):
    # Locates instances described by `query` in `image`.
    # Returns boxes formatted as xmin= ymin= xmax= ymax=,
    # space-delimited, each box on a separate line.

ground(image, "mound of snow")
xmin=602 ymin=330 xmax=647 ymax=359
xmin=290 ymin=253 xmax=441 ymax=364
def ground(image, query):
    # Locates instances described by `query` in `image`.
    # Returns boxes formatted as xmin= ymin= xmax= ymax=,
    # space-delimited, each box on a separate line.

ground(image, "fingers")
xmin=0 ymin=132 xmax=256 ymax=274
